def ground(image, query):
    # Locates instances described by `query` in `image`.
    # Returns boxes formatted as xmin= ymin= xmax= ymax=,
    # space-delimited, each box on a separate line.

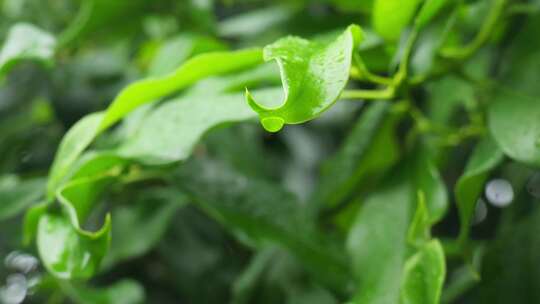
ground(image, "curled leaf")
xmin=37 ymin=212 xmax=111 ymax=279
xmin=246 ymin=24 xmax=362 ymax=132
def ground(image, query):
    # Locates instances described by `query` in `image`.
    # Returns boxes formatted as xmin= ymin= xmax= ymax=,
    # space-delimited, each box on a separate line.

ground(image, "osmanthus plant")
xmin=1 ymin=0 xmax=540 ymax=303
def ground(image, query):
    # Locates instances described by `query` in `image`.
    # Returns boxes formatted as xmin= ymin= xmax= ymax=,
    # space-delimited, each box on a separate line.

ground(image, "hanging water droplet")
xmin=485 ymin=179 xmax=514 ymax=207
xmin=0 ymin=274 xmax=27 ymax=304
xmin=261 ymin=117 xmax=284 ymax=133
xmin=472 ymin=198 xmax=488 ymax=225
xmin=4 ymin=251 xmax=38 ymax=273
xmin=526 ymin=172 xmax=540 ymax=199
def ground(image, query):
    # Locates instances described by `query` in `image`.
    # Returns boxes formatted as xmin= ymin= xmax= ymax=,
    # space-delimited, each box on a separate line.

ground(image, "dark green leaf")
xmin=313 ymin=101 xmax=403 ymax=210
xmin=66 ymin=279 xmax=144 ymax=304
xmin=175 ymin=158 xmax=350 ymax=291
xmin=455 ymin=135 xmax=504 ymax=242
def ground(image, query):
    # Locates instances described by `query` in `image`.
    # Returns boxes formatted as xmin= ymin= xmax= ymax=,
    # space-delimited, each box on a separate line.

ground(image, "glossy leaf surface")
xmin=246 ymin=25 xmax=362 ymax=132
xmin=37 ymin=212 xmax=111 ymax=279
xmin=401 ymin=240 xmax=446 ymax=304
xmin=47 ymin=49 xmax=264 ymax=197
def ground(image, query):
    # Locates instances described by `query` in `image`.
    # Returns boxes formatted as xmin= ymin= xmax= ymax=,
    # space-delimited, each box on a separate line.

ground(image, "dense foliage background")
xmin=1 ymin=0 xmax=540 ymax=303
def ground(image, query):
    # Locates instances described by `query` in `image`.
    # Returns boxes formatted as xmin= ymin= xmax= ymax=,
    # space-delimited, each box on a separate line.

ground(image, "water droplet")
xmin=526 ymin=172 xmax=540 ymax=199
xmin=5 ymin=251 xmax=38 ymax=273
xmin=261 ymin=117 xmax=284 ymax=133
xmin=485 ymin=179 xmax=514 ymax=207
xmin=472 ymin=198 xmax=488 ymax=225
xmin=0 ymin=274 xmax=27 ymax=304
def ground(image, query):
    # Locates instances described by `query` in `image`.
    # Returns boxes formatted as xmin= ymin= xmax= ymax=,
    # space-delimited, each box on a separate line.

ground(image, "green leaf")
xmin=478 ymin=201 xmax=540 ymax=303
xmin=100 ymin=48 xmax=263 ymax=131
xmin=65 ymin=279 xmax=144 ymax=304
xmin=488 ymin=88 xmax=540 ymax=166
xmin=47 ymin=49 xmax=263 ymax=197
xmin=118 ymin=88 xmax=280 ymax=164
xmin=37 ymin=153 xmax=124 ymax=279
xmin=415 ymin=0 xmax=451 ymax=30
xmin=407 ymin=191 xmax=431 ymax=246
xmin=47 ymin=112 xmax=105 ymax=199
xmin=0 ymin=23 xmax=56 ymax=79
xmin=400 ymin=240 xmax=446 ymax=304
xmin=148 ymin=34 xmax=227 ymax=77
xmin=246 ymin=25 xmax=362 ymax=132
xmin=37 ymin=212 xmax=111 ymax=279
xmin=58 ymin=0 xmax=148 ymax=47
xmin=174 ymin=158 xmax=350 ymax=292
xmin=105 ymin=188 xmax=188 ymax=265
xmin=455 ymin=135 xmax=504 ymax=242
xmin=347 ymin=169 xmax=412 ymax=304
xmin=489 ymin=16 xmax=540 ymax=166
xmin=313 ymin=101 xmax=403 ymax=210
xmin=412 ymin=145 xmax=448 ymax=224
xmin=346 ymin=154 xmax=447 ymax=303
xmin=218 ymin=5 xmax=297 ymax=38
xmin=373 ymin=0 xmax=421 ymax=41
xmin=0 ymin=175 xmax=45 ymax=221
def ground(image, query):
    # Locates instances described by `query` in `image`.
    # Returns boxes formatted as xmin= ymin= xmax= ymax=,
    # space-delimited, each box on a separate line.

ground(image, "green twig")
xmin=440 ymin=0 xmax=507 ymax=60
xmin=341 ymin=87 xmax=395 ymax=100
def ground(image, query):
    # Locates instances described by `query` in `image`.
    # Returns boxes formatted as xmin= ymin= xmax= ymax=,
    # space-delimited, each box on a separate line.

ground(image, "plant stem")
xmin=440 ymin=0 xmax=507 ymax=60
xmin=341 ymin=87 xmax=395 ymax=100
xmin=350 ymin=53 xmax=393 ymax=85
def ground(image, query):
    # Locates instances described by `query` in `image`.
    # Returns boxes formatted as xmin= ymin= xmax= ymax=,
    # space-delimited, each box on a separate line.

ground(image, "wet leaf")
xmin=346 ymin=155 xmax=447 ymax=303
xmin=246 ymin=25 xmax=362 ymax=132
xmin=118 ymin=88 xmax=280 ymax=164
xmin=47 ymin=49 xmax=264 ymax=197
xmin=401 ymin=240 xmax=446 ymax=304
xmin=37 ymin=212 xmax=111 ymax=279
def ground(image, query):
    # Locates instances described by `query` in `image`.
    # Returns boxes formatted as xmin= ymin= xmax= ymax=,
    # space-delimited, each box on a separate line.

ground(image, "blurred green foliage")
xmin=1 ymin=0 xmax=540 ymax=303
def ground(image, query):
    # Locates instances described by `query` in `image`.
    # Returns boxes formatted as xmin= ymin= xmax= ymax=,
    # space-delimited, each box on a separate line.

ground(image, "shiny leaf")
xmin=37 ymin=212 xmax=111 ymax=279
xmin=401 ymin=240 xmax=446 ymax=304
xmin=246 ymin=25 xmax=362 ymax=132
xmin=47 ymin=49 xmax=264 ymax=197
